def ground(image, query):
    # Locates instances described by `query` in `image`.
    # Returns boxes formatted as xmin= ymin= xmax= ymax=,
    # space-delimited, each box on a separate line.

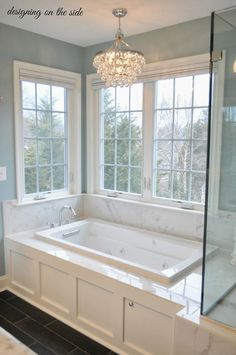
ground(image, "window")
xmin=100 ymin=84 xmax=143 ymax=194
xmin=14 ymin=61 xmax=81 ymax=202
xmin=87 ymin=54 xmax=210 ymax=209
xmin=22 ymin=82 xmax=68 ymax=195
xmin=153 ymin=74 xmax=209 ymax=203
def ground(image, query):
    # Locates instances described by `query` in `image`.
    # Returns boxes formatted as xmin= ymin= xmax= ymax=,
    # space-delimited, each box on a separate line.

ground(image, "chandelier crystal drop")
xmin=93 ymin=8 xmax=145 ymax=87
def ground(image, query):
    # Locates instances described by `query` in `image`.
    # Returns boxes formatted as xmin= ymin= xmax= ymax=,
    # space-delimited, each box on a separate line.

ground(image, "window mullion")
xmin=170 ymin=79 xmax=175 ymax=199
xmin=128 ymin=88 xmax=131 ymax=193
xmin=143 ymin=82 xmax=154 ymax=202
xmin=50 ymin=86 xmax=53 ymax=192
xmin=35 ymin=83 xmax=39 ymax=194
xmin=91 ymin=89 xmax=100 ymax=193
xmin=189 ymin=76 xmax=195 ymax=201
xmin=114 ymin=89 xmax=117 ymax=191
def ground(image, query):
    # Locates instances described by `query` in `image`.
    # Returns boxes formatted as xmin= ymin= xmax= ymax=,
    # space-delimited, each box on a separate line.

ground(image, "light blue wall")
xmin=0 ymin=16 xmax=211 ymax=276
xmin=0 ymin=23 xmax=84 ymax=276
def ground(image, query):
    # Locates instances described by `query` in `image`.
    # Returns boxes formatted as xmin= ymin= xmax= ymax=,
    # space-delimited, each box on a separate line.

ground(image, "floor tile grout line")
xmin=14 ymin=319 xmax=67 ymax=355
xmin=0 ymin=313 xmax=44 ymax=347
xmin=0 ymin=292 xmax=114 ymax=355
xmin=45 ymin=319 xmax=57 ymax=327
xmin=0 ymin=296 xmax=17 ymax=302
xmin=5 ymin=297 xmax=56 ymax=325
xmin=27 ymin=340 xmax=38 ymax=348
xmin=0 ymin=305 xmax=57 ymax=351
xmin=31 ymin=341 xmax=58 ymax=355
xmin=14 ymin=316 xmax=31 ymax=325
xmin=66 ymin=347 xmax=90 ymax=355
xmin=1 ymin=294 xmax=89 ymax=353
xmin=1 ymin=297 xmax=36 ymax=323
xmin=28 ymin=341 xmax=37 ymax=347
xmin=32 ymin=340 xmax=67 ymax=355
xmin=15 ymin=317 xmax=78 ymax=354
xmin=45 ymin=323 xmax=81 ymax=349
xmin=46 ymin=322 xmax=111 ymax=353
xmin=30 ymin=341 xmax=59 ymax=355
xmin=15 ymin=317 xmax=78 ymax=350
xmin=0 ymin=312 xmax=29 ymax=327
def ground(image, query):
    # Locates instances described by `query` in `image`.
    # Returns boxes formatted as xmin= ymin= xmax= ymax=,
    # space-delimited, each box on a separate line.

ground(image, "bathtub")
xmin=35 ymin=218 xmax=203 ymax=284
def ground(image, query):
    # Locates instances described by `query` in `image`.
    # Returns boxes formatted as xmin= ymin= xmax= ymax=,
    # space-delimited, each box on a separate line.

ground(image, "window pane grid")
xmin=100 ymin=109 xmax=143 ymax=115
xmin=188 ymin=76 xmax=195 ymax=202
xmin=23 ymin=107 xmax=67 ymax=114
xmin=153 ymin=74 xmax=209 ymax=203
xmin=22 ymin=81 xmax=68 ymax=195
xmin=154 ymin=168 xmax=206 ymax=173
xmin=101 ymin=164 xmax=141 ymax=169
xmin=100 ymin=85 xmax=143 ymax=194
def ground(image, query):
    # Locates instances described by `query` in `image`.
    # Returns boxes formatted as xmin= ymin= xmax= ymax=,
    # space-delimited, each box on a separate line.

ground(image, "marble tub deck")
xmin=6 ymin=229 xmax=203 ymax=318
xmin=5 ymin=229 xmax=236 ymax=355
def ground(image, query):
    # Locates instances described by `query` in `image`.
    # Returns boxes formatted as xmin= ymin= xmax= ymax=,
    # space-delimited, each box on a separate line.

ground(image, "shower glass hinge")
xmin=211 ymin=50 xmax=223 ymax=62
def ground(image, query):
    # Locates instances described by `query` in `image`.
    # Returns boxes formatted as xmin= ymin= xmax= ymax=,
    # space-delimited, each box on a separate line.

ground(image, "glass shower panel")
xmin=202 ymin=7 xmax=236 ymax=328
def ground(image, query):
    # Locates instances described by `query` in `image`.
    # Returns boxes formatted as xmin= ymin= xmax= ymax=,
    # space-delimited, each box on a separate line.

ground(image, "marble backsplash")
xmin=83 ymin=194 xmax=205 ymax=241
xmin=3 ymin=193 xmax=204 ymax=241
xmin=3 ymin=195 xmax=83 ymax=235
xmin=5 ymin=193 xmax=236 ymax=250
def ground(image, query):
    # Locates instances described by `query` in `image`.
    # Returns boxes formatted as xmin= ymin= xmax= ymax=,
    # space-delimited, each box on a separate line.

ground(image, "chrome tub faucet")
xmin=59 ymin=205 xmax=77 ymax=226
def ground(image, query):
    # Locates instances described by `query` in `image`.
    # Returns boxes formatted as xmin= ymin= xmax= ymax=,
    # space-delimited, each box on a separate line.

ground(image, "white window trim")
xmin=14 ymin=60 xmax=81 ymax=203
xmin=87 ymin=54 xmax=210 ymax=211
xmin=207 ymin=52 xmax=225 ymax=214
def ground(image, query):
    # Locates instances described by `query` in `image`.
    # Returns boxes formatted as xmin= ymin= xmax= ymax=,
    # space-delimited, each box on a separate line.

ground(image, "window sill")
xmin=150 ymin=196 xmax=205 ymax=212
xmin=87 ymin=193 xmax=204 ymax=216
xmin=14 ymin=193 xmax=83 ymax=207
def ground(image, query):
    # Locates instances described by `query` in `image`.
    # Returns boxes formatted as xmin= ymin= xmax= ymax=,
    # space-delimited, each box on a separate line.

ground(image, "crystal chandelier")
xmin=93 ymin=8 xmax=145 ymax=87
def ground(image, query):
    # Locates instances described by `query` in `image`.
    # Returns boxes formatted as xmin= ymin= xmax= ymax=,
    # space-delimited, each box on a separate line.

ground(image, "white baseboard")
xmin=0 ymin=275 xmax=9 ymax=291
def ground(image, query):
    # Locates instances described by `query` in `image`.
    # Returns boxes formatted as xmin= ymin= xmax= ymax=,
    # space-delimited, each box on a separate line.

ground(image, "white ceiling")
xmin=0 ymin=0 xmax=236 ymax=47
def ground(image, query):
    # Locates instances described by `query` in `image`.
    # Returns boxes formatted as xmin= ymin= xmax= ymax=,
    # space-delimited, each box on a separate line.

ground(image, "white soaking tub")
xmin=35 ymin=218 xmax=203 ymax=284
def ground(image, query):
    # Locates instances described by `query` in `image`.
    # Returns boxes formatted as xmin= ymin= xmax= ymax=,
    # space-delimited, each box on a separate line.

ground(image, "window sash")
xmin=21 ymin=81 xmax=68 ymax=196
xmin=99 ymin=85 xmax=144 ymax=195
xmin=153 ymin=73 xmax=209 ymax=203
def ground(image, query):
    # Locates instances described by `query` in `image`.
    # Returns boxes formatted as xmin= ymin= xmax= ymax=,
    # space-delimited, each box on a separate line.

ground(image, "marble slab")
xmin=3 ymin=194 xmax=204 ymax=242
xmin=3 ymin=195 xmax=83 ymax=235
xmin=83 ymin=194 xmax=204 ymax=241
xmin=173 ymin=315 xmax=236 ymax=355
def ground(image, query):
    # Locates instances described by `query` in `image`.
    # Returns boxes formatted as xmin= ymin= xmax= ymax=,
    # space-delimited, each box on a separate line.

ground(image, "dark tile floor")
xmin=0 ymin=290 xmax=118 ymax=355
